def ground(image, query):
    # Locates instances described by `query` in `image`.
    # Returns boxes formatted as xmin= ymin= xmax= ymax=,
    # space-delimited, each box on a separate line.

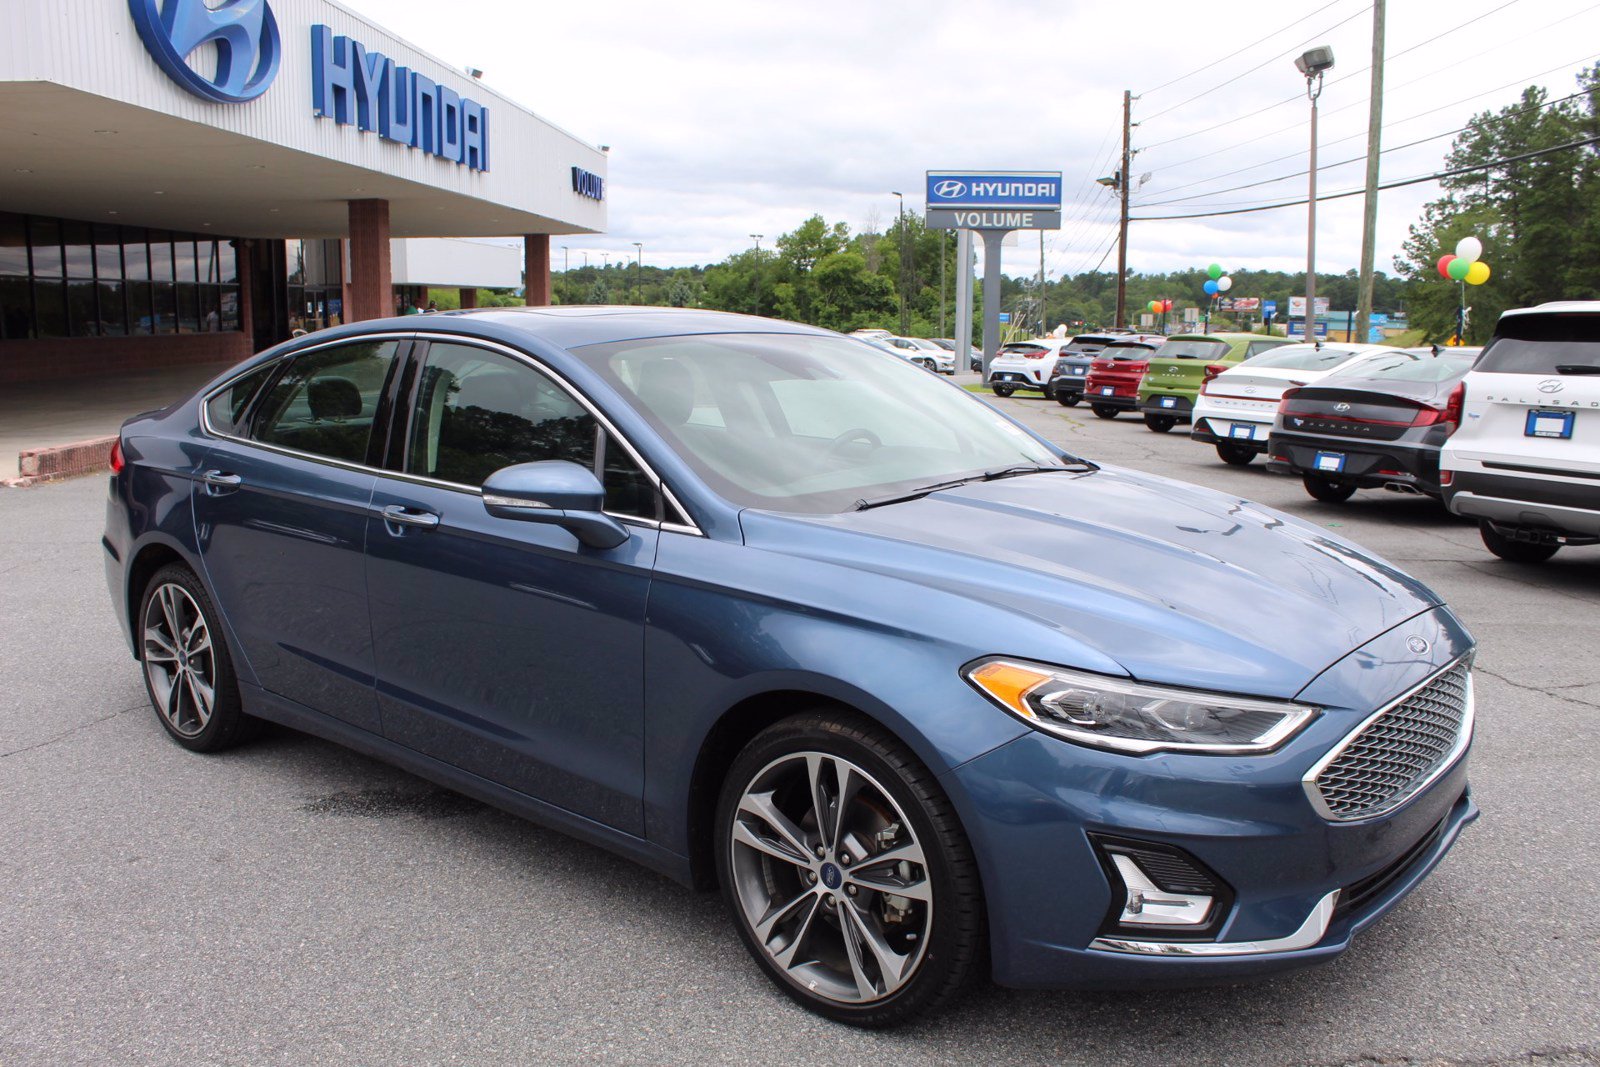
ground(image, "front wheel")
xmin=1303 ymin=475 xmax=1356 ymax=503
xmin=1091 ymin=404 xmax=1119 ymax=419
xmin=1480 ymin=521 xmax=1561 ymax=563
xmin=716 ymin=713 xmax=985 ymax=1028
xmin=1143 ymin=413 xmax=1177 ymax=433
xmin=138 ymin=564 xmax=257 ymax=752
xmin=991 ymin=384 xmax=1015 ymax=398
xmin=1216 ymin=443 xmax=1256 ymax=466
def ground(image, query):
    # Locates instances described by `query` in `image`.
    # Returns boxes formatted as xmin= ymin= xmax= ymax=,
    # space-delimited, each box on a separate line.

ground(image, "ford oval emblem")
xmin=1538 ymin=379 xmax=1564 ymax=394
xmin=129 ymin=0 xmax=282 ymax=104
xmin=1406 ymin=636 xmax=1430 ymax=655
xmin=933 ymin=180 xmax=967 ymax=199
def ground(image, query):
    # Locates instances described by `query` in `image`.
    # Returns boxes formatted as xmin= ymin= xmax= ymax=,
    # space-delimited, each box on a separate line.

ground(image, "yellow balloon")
xmin=1465 ymin=261 xmax=1491 ymax=285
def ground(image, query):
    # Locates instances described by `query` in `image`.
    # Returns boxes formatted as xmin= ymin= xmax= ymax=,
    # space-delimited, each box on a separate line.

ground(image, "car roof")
xmin=1501 ymin=301 xmax=1600 ymax=318
xmin=319 ymin=305 xmax=831 ymax=351
xmin=1162 ymin=333 xmax=1263 ymax=343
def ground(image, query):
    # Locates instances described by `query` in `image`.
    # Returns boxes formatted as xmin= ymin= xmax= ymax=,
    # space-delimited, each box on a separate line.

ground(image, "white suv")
xmin=1440 ymin=301 xmax=1600 ymax=562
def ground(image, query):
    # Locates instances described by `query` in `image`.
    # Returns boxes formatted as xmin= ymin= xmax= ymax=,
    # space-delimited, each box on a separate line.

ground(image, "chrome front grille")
xmin=1307 ymin=660 xmax=1473 ymax=821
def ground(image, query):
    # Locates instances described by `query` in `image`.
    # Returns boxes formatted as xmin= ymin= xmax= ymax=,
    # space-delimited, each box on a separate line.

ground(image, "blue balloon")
xmin=1203 ymin=280 xmax=1219 ymax=296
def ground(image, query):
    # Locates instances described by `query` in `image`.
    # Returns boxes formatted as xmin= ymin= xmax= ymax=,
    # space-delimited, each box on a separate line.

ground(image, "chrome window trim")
xmin=1089 ymin=890 xmax=1339 ymax=957
xmin=1301 ymin=656 xmax=1475 ymax=824
xmin=198 ymin=330 xmax=704 ymax=537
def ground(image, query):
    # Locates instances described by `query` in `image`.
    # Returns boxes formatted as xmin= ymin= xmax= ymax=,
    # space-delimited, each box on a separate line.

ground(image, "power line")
xmin=1136 ymin=87 xmax=1592 ymax=208
xmin=1139 ymin=0 xmax=1356 ymax=97
xmin=1130 ymin=133 xmax=1600 ymax=221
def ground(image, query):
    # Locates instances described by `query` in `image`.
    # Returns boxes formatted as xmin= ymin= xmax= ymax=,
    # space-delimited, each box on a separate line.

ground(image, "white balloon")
xmin=1455 ymin=236 xmax=1483 ymax=263
xmin=1217 ymin=275 xmax=1233 ymax=292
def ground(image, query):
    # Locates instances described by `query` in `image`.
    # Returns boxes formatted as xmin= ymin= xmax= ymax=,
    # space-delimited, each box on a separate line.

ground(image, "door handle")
xmin=200 ymin=470 xmax=242 ymax=493
xmin=381 ymin=504 xmax=441 ymax=530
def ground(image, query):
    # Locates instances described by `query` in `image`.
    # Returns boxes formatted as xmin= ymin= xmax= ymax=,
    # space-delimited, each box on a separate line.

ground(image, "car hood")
xmin=741 ymin=466 xmax=1442 ymax=699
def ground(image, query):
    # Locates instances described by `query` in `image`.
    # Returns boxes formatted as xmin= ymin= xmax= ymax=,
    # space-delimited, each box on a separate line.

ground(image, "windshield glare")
xmin=576 ymin=333 xmax=1064 ymax=513
xmin=1154 ymin=340 xmax=1229 ymax=360
xmin=1245 ymin=344 xmax=1361 ymax=371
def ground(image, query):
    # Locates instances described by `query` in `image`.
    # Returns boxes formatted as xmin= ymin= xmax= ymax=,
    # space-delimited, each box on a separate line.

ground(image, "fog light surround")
xmin=1090 ymin=835 xmax=1234 ymax=942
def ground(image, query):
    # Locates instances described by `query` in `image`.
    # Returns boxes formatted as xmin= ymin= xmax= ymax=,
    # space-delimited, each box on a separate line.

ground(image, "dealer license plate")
xmin=1526 ymin=410 xmax=1574 ymax=439
xmin=1159 ymin=396 xmax=1176 ymax=408
xmin=1229 ymin=423 xmax=1256 ymax=440
xmin=1314 ymin=451 xmax=1346 ymax=473
xmin=1072 ymin=367 xmax=1086 ymax=376
xmin=1101 ymin=387 xmax=1115 ymax=396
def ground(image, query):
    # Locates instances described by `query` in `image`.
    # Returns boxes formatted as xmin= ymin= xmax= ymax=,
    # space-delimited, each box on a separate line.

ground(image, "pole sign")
xmin=1288 ymin=296 xmax=1331 ymax=318
xmin=924 ymin=171 xmax=1062 ymax=230
xmin=1287 ymin=320 xmax=1330 ymax=338
xmin=998 ymin=312 xmax=1011 ymax=324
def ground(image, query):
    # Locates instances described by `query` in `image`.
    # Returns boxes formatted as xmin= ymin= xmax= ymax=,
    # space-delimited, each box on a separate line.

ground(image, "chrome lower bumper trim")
xmin=1088 ymin=890 xmax=1339 ymax=957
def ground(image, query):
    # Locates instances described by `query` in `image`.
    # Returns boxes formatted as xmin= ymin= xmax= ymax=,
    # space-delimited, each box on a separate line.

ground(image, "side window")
xmin=250 ymin=340 xmax=398 ymax=464
xmin=205 ymin=360 xmax=279 ymax=436
xmin=407 ymin=342 xmax=659 ymax=520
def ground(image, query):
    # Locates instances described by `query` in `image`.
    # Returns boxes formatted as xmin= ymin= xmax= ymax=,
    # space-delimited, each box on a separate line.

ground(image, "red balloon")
xmin=1163 ymin=299 xmax=1174 ymax=312
xmin=1437 ymin=254 xmax=1456 ymax=279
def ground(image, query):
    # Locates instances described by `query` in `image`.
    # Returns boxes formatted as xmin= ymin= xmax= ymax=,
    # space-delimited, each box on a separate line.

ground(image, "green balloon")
xmin=1207 ymin=263 xmax=1223 ymax=280
xmin=1446 ymin=256 xmax=1472 ymax=281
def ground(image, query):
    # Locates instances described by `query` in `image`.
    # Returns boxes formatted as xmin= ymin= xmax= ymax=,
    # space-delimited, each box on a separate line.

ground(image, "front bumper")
xmin=944 ymin=605 xmax=1478 ymax=989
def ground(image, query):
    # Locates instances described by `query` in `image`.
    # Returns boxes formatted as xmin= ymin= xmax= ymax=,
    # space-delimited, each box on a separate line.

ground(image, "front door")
xmin=193 ymin=338 xmax=402 ymax=732
xmin=365 ymin=340 xmax=661 ymax=833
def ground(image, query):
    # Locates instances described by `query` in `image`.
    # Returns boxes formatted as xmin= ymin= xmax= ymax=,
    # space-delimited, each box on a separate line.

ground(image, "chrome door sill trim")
xmin=1088 ymin=890 xmax=1338 ymax=957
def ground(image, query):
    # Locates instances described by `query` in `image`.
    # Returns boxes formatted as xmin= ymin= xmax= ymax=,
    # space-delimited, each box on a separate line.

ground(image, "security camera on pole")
xmin=1295 ymin=45 xmax=1334 ymax=343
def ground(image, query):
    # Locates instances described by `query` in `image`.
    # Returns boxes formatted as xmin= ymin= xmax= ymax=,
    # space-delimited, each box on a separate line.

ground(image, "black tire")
xmin=1216 ymin=443 xmax=1256 ymax=466
xmin=1302 ymin=475 xmax=1356 ymax=503
xmin=137 ymin=563 xmax=258 ymax=752
xmin=991 ymin=385 xmax=1015 ymax=398
xmin=715 ymin=712 xmax=986 ymax=1028
xmin=1479 ymin=521 xmax=1560 ymax=563
xmin=1091 ymin=404 xmax=1119 ymax=419
xmin=1040 ymin=384 xmax=1055 ymax=401
xmin=1143 ymin=414 xmax=1177 ymax=433
xmin=1057 ymin=393 xmax=1081 ymax=407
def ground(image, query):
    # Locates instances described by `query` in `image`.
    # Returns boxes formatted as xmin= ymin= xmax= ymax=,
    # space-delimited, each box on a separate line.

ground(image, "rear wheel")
xmin=1479 ymin=521 xmax=1561 ymax=563
xmin=991 ymin=385 xmax=1015 ymax=398
xmin=1216 ymin=443 xmax=1256 ymax=466
xmin=1144 ymin=414 xmax=1177 ymax=433
xmin=716 ymin=713 xmax=986 ymax=1028
xmin=1302 ymin=475 xmax=1356 ymax=503
xmin=1056 ymin=392 xmax=1080 ymax=407
xmin=138 ymin=564 xmax=257 ymax=752
xmin=1091 ymin=404 xmax=1119 ymax=419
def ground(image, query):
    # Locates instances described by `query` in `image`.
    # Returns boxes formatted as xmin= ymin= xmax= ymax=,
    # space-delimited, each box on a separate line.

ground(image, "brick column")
xmin=524 ymin=234 xmax=551 ymax=306
xmin=459 ymin=287 xmax=478 ymax=309
xmin=348 ymin=199 xmax=393 ymax=321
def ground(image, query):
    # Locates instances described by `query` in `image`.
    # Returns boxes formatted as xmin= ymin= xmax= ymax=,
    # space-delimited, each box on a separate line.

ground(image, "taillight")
xmin=1024 ymin=351 xmax=1046 ymax=360
xmin=1440 ymin=470 xmax=1454 ymax=486
xmin=1276 ymin=387 xmax=1301 ymax=414
xmin=1412 ymin=382 xmax=1466 ymax=432
xmin=109 ymin=438 xmax=125 ymax=473
xmin=1202 ymin=363 xmax=1226 ymax=381
xmin=1129 ymin=361 xmax=1149 ymax=373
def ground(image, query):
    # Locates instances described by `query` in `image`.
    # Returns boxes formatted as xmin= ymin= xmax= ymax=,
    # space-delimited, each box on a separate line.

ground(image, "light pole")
xmin=560 ymin=245 xmax=569 ymax=272
xmin=632 ymin=241 xmax=642 ymax=304
xmin=891 ymin=191 xmax=908 ymax=335
xmin=581 ymin=251 xmax=588 ymax=268
xmin=750 ymin=234 xmax=763 ymax=314
xmin=1296 ymin=46 xmax=1334 ymax=343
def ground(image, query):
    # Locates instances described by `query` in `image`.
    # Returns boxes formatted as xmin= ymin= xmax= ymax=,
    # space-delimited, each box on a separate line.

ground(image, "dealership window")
xmin=286 ymin=238 xmax=345 ymax=335
xmin=0 ymin=212 xmax=240 ymax=342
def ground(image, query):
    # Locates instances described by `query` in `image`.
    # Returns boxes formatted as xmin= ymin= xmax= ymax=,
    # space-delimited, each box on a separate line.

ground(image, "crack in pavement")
xmin=1473 ymin=666 xmax=1600 ymax=712
xmin=1313 ymin=1042 xmax=1600 ymax=1066
xmin=0 ymin=703 xmax=145 ymax=759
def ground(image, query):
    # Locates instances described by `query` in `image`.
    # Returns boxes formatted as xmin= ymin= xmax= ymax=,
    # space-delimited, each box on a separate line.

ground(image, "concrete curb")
xmin=3 ymin=435 xmax=117 ymax=488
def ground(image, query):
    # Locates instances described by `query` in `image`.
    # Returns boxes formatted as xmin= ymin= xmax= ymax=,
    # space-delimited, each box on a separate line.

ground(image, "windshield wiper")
xmin=1555 ymin=364 xmax=1600 ymax=375
xmin=852 ymin=462 xmax=1095 ymax=511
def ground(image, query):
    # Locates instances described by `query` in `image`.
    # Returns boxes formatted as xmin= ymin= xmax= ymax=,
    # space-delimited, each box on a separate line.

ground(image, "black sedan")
xmin=1267 ymin=347 xmax=1480 ymax=503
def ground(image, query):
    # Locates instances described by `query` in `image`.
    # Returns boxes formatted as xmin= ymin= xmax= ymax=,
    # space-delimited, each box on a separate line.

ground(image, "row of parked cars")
xmin=987 ymin=303 xmax=1600 ymax=564
xmin=849 ymin=329 xmax=984 ymax=376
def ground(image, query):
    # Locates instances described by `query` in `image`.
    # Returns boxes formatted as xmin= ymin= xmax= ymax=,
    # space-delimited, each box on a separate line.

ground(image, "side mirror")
xmin=481 ymin=460 xmax=629 ymax=550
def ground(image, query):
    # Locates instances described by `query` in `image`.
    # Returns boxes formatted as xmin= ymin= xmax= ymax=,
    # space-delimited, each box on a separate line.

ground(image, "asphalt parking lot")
xmin=2 ymin=376 xmax=1597 ymax=1066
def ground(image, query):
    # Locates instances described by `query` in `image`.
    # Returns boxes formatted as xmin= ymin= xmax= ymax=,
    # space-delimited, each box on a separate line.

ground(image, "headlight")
xmin=965 ymin=658 xmax=1317 ymax=755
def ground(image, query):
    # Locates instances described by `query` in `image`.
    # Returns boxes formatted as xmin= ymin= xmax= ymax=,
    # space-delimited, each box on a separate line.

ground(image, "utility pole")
xmin=1115 ymin=89 xmax=1132 ymax=328
xmin=633 ymin=241 xmax=642 ymax=304
xmin=1355 ymin=0 xmax=1386 ymax=343
xmin=891 ymin=191 xmax=909 ymax=335
xmin=1038 ymin=232 xmax=1046 ymax=335
xmin=750 ymin=234 xmax=763 ymax=314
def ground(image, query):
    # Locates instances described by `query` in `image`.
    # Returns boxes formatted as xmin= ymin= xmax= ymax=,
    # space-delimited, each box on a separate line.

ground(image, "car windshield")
xmin=1478 ymin=314 xmax=1600 ymax=374
xmin=1243 ymin=344 xmax=1361 ymax=371
xmin=575 ymin=332 xmax=1065 ymax=514
xmin=1153 ymin=339 xmax=1229 ymax=360
xmin=1327 ymin=351 xmax=1476 ymax=383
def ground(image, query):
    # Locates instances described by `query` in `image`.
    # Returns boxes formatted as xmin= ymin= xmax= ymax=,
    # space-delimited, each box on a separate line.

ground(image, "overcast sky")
xmin=345 ymin=0 xmax=1600 ymax=281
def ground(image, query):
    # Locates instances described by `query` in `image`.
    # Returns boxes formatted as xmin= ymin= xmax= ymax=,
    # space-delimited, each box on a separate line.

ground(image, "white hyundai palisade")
xmin=1440 ymin=301 xmax=1600 ymax=562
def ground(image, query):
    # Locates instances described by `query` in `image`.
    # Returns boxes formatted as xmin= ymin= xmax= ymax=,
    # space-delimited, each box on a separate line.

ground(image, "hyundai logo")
xmin=933 ymin=180 xmax=967 ymax=199
xmin=1334 ymin=402 xmax=1351 ymax=412
xmin=130 ymin=0 xmax=282 ymax=104
xmin=1406 ymin=636 xmax=1430 ymax=655
xmin=1538 ymin=379 xmax=1564 ymax=394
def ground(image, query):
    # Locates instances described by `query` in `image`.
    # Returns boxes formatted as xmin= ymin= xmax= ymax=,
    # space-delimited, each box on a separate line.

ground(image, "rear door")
xmin=193 ymin=336 xmax=407 ymax=732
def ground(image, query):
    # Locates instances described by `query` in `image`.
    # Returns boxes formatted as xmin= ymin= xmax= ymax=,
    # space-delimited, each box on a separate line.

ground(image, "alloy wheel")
xmin=728 ymin=751 xmax=933 ymax=1005
xmin=141 ymin=582 xmax=216 ymax=738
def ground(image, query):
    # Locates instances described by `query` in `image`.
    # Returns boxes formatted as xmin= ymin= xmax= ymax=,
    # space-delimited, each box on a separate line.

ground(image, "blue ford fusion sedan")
xmin=104 ymin=307 xmax=1477 ymax=1027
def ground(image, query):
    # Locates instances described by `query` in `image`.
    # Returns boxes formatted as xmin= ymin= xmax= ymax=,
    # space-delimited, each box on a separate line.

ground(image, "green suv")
xmin=1136 ymin=333 xmax=1291 ymax=432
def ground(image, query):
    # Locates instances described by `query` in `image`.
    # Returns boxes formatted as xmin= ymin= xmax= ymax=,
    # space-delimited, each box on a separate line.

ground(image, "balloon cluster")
xmin=1437 ymin=237 xmax=1491 ymax=286
xmin=1146 ymin=299 xmax=1173 ymax=314
xmin=1202 ymin=262 xmax=1233 ymax=296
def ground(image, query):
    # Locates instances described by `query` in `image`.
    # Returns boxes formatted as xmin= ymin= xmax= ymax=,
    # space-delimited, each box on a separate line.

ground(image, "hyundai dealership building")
xmin=0 ymin=0 xmax=608 ymax=384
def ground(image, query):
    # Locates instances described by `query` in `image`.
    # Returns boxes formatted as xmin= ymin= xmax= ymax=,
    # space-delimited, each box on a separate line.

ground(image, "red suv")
xmin=1083 ymin=342 xmax=1154 ymax=419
